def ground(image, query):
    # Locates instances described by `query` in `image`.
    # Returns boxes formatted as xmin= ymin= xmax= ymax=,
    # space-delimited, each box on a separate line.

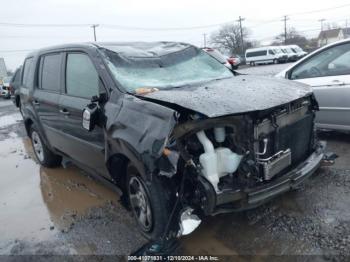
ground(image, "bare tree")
xmin=272 ymin=27 xmax=308 ymax=49
xmin=210 ymin=23 xmax=250 ymax=55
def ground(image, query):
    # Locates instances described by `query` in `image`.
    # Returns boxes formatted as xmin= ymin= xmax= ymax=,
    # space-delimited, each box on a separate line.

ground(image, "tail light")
xmin=227 ymin=58 xmax=235 ymax=65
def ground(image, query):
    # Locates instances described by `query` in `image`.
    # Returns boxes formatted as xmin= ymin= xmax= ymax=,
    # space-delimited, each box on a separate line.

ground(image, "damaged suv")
xmin=19 ymin=42 xmax=325 ymax=240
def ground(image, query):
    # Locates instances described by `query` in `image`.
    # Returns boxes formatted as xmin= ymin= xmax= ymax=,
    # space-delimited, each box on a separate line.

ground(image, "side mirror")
xmin=82 ymin=103 xmax=98 ymax=131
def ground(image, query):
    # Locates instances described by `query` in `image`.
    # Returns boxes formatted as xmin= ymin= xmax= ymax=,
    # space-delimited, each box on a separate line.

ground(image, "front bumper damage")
xmin=214 ymin=141 xmax=326 ymax=213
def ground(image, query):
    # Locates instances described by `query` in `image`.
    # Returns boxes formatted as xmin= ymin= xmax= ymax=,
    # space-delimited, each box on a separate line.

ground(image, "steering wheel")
xmin=309 ymin=66 xmax=322 ymax=77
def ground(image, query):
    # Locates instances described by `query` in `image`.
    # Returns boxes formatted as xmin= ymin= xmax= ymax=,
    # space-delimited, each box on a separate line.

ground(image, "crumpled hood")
xmin=141 ymin=75 xmax=312 ymax=117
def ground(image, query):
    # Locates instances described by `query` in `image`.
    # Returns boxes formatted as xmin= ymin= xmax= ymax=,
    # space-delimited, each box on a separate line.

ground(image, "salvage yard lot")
xmin=1 ymin=63 xmax=350 ymax=259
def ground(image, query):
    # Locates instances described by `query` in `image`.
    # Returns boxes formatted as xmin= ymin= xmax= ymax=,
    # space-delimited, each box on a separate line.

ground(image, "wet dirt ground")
xmin=1 ymin=79 xmax=350 ymax=260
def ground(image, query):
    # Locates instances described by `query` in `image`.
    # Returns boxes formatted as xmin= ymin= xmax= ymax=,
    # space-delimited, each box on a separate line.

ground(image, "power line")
xmin=0 ymin=22 xmax=90 ymax=28
xmin=0 ymin=3 xmax=348 ymax=32
xmin=288 ymin=3 xmax=350 ymax=16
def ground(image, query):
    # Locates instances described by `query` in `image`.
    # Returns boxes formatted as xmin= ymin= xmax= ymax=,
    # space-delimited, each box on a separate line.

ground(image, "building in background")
xmin=0 ymin=58 xmax=7 ymax=79
xmin=317 ymin=28 xmax=350 ymax=47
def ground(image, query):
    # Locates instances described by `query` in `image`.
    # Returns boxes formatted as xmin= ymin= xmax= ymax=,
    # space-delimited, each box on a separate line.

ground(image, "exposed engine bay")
xmin=169 ymin=95 xmax=320 ymax=225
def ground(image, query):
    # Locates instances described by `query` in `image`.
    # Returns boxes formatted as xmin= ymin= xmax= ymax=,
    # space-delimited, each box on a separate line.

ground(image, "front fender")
xmin=105 ymin=91 xmax=178 ymax=179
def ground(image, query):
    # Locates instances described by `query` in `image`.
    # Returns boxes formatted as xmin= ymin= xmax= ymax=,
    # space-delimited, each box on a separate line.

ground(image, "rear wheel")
xmin=127 ymin=163 xmax=172 ymax=240
xmin=30 ymin=124 xmax=62 ymax=167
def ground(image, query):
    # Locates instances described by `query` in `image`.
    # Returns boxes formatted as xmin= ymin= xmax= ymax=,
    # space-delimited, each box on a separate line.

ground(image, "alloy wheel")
xmin=128 ymin=176 xmax=153 ymax=232
xmin=31 ymin=131 xmax=44 ymax=162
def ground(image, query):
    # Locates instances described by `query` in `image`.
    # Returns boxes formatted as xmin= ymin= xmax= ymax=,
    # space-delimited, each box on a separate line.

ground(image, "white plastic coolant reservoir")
xmin=199 ymin=152 xmax=219 ymax=191
xmin=215 ymin=148 xmax=243 ymax=177
xmin=196 ymin=130 xmax=243 ymax=192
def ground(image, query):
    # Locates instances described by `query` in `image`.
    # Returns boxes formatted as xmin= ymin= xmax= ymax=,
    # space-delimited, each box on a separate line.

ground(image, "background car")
xmin=287 ymin=45 xmax=308 ymax=59
xmin=227 ymin=54 xmax=241 ymax=69
xmin=202 ymin=47 xmax=233 ymax=69
xmin=1 ymin=76 xmax=12 ymax=99
xmin=276 ymin=39 xmax=350 ymax=131
xmin=9 ymin=67 xmax=22 ymax=107
xmin=279 ymin=46 xmax=298 ymax=62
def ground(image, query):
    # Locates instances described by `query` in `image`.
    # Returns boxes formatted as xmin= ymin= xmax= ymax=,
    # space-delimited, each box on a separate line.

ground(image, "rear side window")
xmin=12 ymin=69 xmax=21 ymax=83
xmin=22 ymin=57 xmax=34 ymax=87
xmin=65 ymin=53 xmax=99 ymax=98
xmin=39 ymin=54 xmax=61 ymax=92
xmin=246 ymin=50 xmax=267 ymax=58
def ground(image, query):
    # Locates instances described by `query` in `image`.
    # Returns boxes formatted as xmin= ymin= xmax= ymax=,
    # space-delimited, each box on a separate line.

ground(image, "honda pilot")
xmin=19 ymin=42 xmax=325 ymax=240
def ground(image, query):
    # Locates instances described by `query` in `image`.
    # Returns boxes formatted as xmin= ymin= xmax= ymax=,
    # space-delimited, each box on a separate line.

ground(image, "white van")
xmin=245 ymin=46 xmax=288 ymax=66
xmin=286 ymin=45 xmax=308 ymax=59
xmin=279 ymin=46 xmax=299 ymax=62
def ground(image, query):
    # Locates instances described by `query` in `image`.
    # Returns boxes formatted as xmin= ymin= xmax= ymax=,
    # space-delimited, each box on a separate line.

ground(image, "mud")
xmin=1 ymin=93 xmax=350 ymax=259
xmin=0 ymin=101 xmax=146 ymax=256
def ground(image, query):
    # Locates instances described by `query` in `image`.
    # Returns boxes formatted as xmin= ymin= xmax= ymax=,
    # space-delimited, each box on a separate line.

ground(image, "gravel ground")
xmin=237 ymin=63 xmax=292 ymax=76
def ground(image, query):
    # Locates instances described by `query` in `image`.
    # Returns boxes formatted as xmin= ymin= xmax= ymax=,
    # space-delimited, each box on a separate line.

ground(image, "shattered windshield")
xmin=101 ymin=46 xmax=233 ymax=92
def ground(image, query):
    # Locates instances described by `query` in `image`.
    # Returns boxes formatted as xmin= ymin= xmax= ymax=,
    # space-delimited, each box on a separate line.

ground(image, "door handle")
xmin=331 ymin=79 xmax=345 ymax=84
xmin=33 ymin=100 xmax=40 ymax=105
xmin=59 ymin=109 xmax=70 ymax=115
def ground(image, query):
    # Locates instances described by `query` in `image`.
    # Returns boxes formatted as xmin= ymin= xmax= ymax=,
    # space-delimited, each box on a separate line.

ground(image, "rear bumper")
xmin=214 ymin=142 xmax=325 ymax=212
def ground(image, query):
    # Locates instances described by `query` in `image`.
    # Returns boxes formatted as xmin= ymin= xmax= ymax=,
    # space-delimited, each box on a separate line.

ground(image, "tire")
xmin=126 ymin=163 xmax=172 ymax=240
xmin=30 ymin=124 xmax=62 ymax=167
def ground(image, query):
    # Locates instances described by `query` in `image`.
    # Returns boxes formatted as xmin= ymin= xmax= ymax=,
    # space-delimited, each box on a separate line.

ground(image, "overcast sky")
xmin=1 ymin=0 xmax=350 ymax=70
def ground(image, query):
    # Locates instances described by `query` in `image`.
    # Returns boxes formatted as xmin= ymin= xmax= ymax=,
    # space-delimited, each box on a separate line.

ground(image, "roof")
xmin=318 ymin=28 xmax=342 ymax=40
xmin=26 ymin=41 xmax=192 ymax=58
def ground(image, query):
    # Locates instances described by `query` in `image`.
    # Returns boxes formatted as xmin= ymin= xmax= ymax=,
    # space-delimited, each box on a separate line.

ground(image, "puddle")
xmin=0 ymin=113 xmax=22 ymax=128
xmin=0 ymin=135 xmax=119 ymax=244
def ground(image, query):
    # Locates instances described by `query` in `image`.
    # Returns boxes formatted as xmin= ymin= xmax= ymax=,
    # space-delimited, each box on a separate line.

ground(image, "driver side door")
xmin=57 ymin=51 xmax=109 ymax=177
xmin=289 ymin=42 xmax=350 ymax=131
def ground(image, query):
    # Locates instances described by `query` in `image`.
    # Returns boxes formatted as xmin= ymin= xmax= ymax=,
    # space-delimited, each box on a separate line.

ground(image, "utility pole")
xmin=319 ymin=18 xmax=326 ymax=31
xmin=237 ymin=16 xmax=245 ymax=55
xmin=282 ymin=15 xmax=289 ymax=45
xmin=91 ymin=24 xmax=99 ymax=41
xmin=203 ymin=33 xmax=207 ymax=48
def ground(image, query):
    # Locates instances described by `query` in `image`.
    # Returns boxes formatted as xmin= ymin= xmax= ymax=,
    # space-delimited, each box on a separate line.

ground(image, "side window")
xmin=39 ymin=54 xmax=61 ymax=92
xmin=246 ymin=51 xmax=267 ymax=57
xmin=291 ymin=43 xmax=350 ymax=79
xmin=268 ymin=50 xmax=274 ymax=55
xmin=13 ymin=70 xmax=21 ymax=83
xmin=66 ymin=53 xmax=99 ymax=98
xmin=22 ymin=57 xmax=34 ymax=88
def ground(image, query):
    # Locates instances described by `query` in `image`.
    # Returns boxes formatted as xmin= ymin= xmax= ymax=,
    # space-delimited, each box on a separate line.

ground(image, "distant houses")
xmin=318 ymin=28 xmax=350 ymax=47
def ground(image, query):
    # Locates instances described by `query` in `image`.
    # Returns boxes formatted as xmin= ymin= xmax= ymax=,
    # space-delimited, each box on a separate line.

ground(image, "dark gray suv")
xmin=19 ymin=42 xmax=325 ymax=240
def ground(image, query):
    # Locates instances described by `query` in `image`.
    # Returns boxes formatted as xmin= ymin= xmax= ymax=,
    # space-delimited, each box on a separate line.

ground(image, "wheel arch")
xmin=15 ymin=95 xmax=20 ymax=108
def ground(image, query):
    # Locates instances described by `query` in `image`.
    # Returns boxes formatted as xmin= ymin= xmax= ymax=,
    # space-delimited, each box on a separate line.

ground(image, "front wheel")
xmin=127 ymin=163 xmax=173 ymax=240
xmin=30 ymin=124 xmax=62 ymax=167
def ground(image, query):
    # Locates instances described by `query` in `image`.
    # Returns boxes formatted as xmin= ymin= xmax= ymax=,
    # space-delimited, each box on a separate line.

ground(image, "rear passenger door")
xmin=58 ymin=52 xmax=108 ymax=177
xmin=33 ymin=53 xmax=63 ymax=149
